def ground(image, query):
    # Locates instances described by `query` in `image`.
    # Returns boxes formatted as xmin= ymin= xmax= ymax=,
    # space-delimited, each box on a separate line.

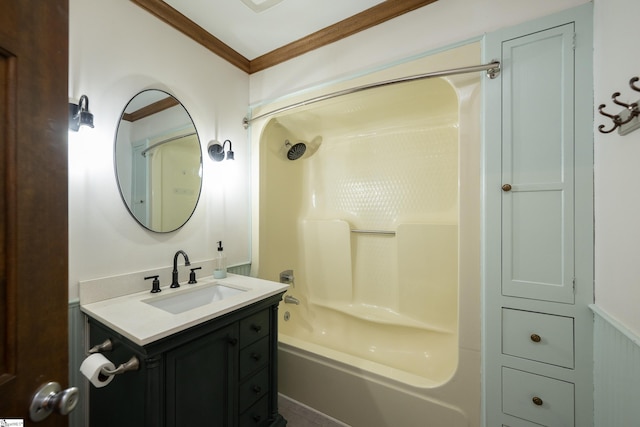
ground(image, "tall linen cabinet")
xmin=483 ymin=4 xmax=594 ymax=426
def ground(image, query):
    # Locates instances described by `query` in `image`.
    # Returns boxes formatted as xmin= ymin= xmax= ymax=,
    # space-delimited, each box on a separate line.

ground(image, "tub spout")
xmin=284 ymin=295 xmax=300 ymax=305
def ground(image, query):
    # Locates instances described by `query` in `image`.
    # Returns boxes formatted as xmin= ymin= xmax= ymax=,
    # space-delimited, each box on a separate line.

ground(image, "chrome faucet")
xmin=170 ymin=250 xmax=191 ymax=288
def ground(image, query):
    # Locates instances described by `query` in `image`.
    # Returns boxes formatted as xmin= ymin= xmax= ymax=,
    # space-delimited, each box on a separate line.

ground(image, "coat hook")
xmin=598 ymin=77 xmax=640 ymax=135
xmin=612 ymin=92 xmax=634 ymax=109
xmin=611 ymin=93 xmax=639 ymax=125
xmin=598 ymin=104 xmax=621 ymax=134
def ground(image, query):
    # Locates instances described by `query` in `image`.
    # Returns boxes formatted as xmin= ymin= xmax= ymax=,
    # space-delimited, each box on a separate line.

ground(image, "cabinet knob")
xmin=228 ymin=337 xmax=238 ymax=345
xmin=502 ymin=184 xmax=512 ymax=192
xmin=251 ymin=324 xmax=262 ymax=333
xmin=530 ymin=333 xmax=541 ymax=343
xmin=251 ymin=352 xmax=262 ymax=361
xmin=253 ymin=415 xmax=262 ymax=422
xmin=532 ymin=396 xmax=543 ymax=406
xmin=252 ymin=385 xmax=262 ymax=394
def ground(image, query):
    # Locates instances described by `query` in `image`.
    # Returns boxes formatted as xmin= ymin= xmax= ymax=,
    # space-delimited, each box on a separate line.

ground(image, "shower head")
xmin=284 ymin=140 xmax=306 ymax=160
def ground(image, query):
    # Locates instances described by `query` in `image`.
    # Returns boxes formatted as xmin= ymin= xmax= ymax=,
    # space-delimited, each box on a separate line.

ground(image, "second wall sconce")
xmin=69 ymin=95 xmax=94 ymax=132
xmin=208 ymin=139 xmax=234 ymax=161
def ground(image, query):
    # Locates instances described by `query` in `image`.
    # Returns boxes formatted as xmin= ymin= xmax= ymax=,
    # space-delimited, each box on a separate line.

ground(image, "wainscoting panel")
xmin=591 ymin=305 xmax=640 ymax=426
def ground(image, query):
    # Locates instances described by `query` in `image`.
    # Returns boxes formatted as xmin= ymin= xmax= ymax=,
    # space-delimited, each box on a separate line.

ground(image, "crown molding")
xmin=131 ymin=0 xmax=438 ymax=74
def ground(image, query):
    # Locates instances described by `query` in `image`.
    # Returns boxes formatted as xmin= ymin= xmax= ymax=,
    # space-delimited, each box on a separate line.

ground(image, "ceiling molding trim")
xmin=249 ymin=0 xmax=439 ymax=73
xmin=131 ymin=0 xmax=251 ymax=73
xmin=130 ymin=0 xmax=438 ymax=74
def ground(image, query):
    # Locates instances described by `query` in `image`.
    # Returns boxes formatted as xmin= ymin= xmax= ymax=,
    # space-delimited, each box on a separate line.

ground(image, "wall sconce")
xmin=208 ymin=139 xmax=234 ymax=161
xmin=69 ymin=95 xmax=94 ymax=131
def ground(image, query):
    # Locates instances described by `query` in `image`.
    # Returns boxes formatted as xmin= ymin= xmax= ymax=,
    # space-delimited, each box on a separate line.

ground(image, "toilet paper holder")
xmin=88 ymin=339 xmax=113 ymax=354
xmin=101 ymin=355 xmax=140 ymax=376
xmin=88 ymin=339 xmax=140 ymax=375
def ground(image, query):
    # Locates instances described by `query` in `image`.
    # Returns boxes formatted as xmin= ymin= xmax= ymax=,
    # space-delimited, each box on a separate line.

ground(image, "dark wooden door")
xmin=0 ymin=0 xmax=69 ymax=425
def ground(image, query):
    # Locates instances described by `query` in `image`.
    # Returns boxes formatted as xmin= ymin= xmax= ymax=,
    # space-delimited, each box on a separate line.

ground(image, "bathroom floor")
xmin=279 ymin=395 xmax=350 ymax=427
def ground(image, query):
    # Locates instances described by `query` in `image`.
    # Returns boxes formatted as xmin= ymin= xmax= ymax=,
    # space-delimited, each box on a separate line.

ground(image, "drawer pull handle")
xmin=532 ymin=396 xmax=543 ymax=406
xmin=251 ymin=324 xmax=262 ymax=333
xmin=251 ymin=352 xmax=262 ymax=361
xmin=530 ymin=333 xmax=541 ymax=343
xmin=252 ymin=385 xmax=262 ymax=394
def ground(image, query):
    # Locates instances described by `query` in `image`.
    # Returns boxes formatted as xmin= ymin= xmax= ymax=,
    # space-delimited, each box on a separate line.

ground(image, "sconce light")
xmin=208 ymin=139 xmax=234 ymax=161
xmin=69 ymin=95 xmax=94 ymax=131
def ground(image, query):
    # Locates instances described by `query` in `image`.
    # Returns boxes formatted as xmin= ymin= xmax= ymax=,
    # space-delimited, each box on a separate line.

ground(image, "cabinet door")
xmin=500 ymin=23 xmax=575 ymax=304
xmin=166 ymin=324 xmax=238 ymax=427
xmin=483 ymin=4 xmax=593 ymax=427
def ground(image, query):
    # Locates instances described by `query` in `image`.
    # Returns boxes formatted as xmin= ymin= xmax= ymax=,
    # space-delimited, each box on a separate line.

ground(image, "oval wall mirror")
xmin=114 ymin=89 xmax=202 ymax=233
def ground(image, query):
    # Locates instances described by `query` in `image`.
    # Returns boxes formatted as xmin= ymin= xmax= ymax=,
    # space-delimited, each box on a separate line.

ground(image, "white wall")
xmin=249 ymin=0 xmax=587 ymax=105
xmin=593 ymin=0 xmax=640 ymax=337
xmin=68 ymin=0 xmax=250 ymax=300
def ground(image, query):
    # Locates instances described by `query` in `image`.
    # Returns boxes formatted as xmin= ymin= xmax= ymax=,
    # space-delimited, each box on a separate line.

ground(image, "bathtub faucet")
xmin=280 ymin=269 xmax=295 ymax=287
xmin=284 ymin=295 xmax=300 ymax=305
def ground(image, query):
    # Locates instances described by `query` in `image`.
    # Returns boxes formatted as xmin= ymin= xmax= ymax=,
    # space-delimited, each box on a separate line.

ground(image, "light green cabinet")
xmin=502 ymin=309 xmax=574 ymax=369
xmin=500 ymin=23 xmax=576 ymax=305
xmin=502 ymin=367 xmax=575 ymax=426
xmin=483 ymin=4 xmax=593 ymax=427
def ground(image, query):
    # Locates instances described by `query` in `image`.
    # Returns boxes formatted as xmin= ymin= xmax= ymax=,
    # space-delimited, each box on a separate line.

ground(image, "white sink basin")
xmin=143 ymin=283 xmax=246 ymax=314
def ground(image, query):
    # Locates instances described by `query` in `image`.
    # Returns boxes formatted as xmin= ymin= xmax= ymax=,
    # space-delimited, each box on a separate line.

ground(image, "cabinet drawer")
xmin=240 ymin=336 xmax=269 ymax=379
xmin=240 ymin=309 xmax=270 ymax=346
xmin=240 ymin=396 xmax=269 ymax=427
xmin=502 ymin=308 xmax=574 ymax=368
xmin=502 ymin=367 xmax=574 ymax=426
xmin=239 ymin=368 xmax=269 ymax=413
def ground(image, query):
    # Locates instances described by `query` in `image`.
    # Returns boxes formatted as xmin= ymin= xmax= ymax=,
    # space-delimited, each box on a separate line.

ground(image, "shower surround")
xmin=251 ymin=43 xmax=482 ymax=426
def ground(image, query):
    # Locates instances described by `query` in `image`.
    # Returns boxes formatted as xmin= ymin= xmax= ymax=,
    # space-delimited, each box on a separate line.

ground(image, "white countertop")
xmin=80 ymin=274 xmax=288 ymax=346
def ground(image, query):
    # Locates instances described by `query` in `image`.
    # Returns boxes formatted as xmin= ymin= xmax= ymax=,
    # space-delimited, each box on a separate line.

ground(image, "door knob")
xmin=29 ymin=382 xmax=79 ymax=422
xmin=502 ymin=184 xmax=512 ymax=191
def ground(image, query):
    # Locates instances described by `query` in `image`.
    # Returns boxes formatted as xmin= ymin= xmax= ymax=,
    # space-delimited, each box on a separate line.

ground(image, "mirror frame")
xmin=114 ymin=89 xmax=203 ymax=233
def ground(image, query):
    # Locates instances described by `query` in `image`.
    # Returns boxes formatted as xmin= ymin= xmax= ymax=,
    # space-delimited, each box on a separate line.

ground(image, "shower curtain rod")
xmin=242 ymin=60 xmax=500 ymax=128
xmin=141 ymin=132 xmax=197 ymax=157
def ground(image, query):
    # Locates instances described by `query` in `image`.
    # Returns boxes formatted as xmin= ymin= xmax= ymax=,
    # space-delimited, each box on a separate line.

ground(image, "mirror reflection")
xmin=114 ymin=90 xmax=202 ymax=232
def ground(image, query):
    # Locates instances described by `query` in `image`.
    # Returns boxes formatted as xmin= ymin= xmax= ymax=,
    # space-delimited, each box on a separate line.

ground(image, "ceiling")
xmin=164 ymin=0 xmax=385 ymax=60
xmin=131 ymin=0 xmax=438 ymax=73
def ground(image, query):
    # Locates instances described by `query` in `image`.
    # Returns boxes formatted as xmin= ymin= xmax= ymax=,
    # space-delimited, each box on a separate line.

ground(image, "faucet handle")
xmin=144 ymin=275 xmax=161 ymax=293
xmin=188 ymin=267 xmax=202 ymax=284
xmin=280 ymin=270 xmax=294 ymax=285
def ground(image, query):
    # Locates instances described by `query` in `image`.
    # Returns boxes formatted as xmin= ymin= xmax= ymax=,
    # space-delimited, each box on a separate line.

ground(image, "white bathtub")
xmin=251 ymin=42 xmax=482 ymax=427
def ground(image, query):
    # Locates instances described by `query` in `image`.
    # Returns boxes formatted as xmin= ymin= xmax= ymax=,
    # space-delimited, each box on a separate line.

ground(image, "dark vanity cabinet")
xmin=86 ymin=293 xmax=287 ymax=427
